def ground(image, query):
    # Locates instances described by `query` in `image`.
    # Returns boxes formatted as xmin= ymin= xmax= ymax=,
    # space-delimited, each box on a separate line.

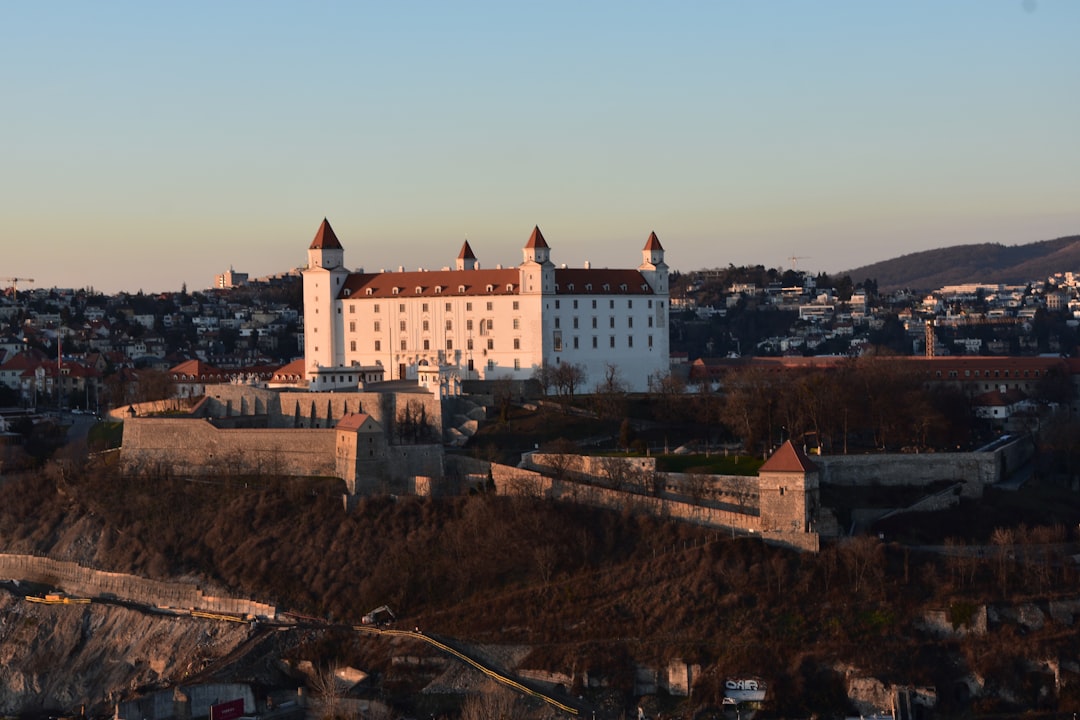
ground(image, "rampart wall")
xmin=199 ymin=385 xmax=443 ymax=439
xmin=451 ymin=457 xmax=766 ymax=537
xmin=0 ymin=553 xmax=276 ymax=618
xmin=121 ymin=417 xmax=336 ymax=477
xmin=815 ymin=436 xmax=1031 ymax=498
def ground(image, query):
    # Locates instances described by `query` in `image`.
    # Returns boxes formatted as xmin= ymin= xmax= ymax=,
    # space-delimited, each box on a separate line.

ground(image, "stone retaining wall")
xmin=0 ymin=553 xmax=276 ymax=618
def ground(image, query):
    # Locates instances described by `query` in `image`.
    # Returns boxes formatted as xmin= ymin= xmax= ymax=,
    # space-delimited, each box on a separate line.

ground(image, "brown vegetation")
xmin=3 ymin=458 xmax=1080 ymax=716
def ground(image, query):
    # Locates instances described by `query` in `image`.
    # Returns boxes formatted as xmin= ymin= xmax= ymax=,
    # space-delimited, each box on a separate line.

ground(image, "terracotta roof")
xmin=170 ymin=359 xmax=225 ymax=379
xmin=554 ymin=268 xmax=657 ymax=295
xmin=643 ymin=231 xmax=664 ymax=251
xmin=458 ymin=241 xmax=476 ymax=260
xmin=759 ymin=440 xmax=818 ymax=473
xmin=309 ymin=218 xmax=343 ymax=250
xmin=271 ymin=358 xmax=306 ymax=380
xmin=525 ymin=225 xmax=549 ymax=249
xmin=340 ymin=269 xmax=520 ymax=299
xmin=336 ymin=413 xmax=376 ymax=431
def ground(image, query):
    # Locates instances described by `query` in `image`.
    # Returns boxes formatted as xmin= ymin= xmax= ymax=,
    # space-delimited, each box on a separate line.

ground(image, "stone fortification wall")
xmin=816 ymin=452 xmax=994 ymax=498
xmin=450 ymin=457 xmax=764 ymax=536
xmin=198 ymin=385 xmax=443 ymax=439
xmin=0 ymin=554 xmax=275 ymax=618
xmin=814 ymin=437 xmax=1030 ymax=498
xmin=121 ymin=417 xmax=336 ymax=477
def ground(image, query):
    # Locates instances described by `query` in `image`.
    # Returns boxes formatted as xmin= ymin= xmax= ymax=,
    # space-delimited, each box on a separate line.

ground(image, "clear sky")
xmin=2 ymin=1 xmax=1078 ymax=294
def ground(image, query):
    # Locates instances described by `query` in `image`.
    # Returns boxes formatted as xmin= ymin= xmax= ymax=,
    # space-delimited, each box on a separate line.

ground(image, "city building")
xmin=302 ymin=219 xmax=671 ymax=392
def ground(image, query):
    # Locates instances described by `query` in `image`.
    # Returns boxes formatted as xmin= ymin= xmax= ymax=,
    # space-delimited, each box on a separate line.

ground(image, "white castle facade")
xmin=302 ymin=219 xmax=670 ymax=392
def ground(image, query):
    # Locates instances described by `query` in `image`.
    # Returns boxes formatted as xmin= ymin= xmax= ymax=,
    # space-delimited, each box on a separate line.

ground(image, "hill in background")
xmin=838 ymin=234 xmax=1080 ymax=292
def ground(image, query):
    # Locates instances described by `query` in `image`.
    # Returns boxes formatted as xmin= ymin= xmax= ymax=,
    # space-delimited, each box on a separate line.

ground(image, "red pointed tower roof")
xmin=458 ymin=240 xmax=477 ymax=259
xmin=759 ymin=439 xmax=818 ymax=473
xmin=525 ymin=225 xmax=549 ymax=249
xmin=309 ymin=218 xmax=343 ymax=250
xmin=644 ymin=231 xmax=664 ymax=251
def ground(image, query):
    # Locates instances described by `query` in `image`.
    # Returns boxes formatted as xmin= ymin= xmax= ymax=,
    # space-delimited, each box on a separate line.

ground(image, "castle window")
xmin=609 ymin=336 xmax=615 ymax=348
xmin=445 ymin=302 xmax=451 ymax=312
xmin=349 ymin=304 xmax=355 ymax=313
xmin=573 ymin=317 xmax=578 ymax=329
xmin=513 ymin=338 xmax=520 ymax=349
xmin=514 ymin=358 xmax=520 ymax=370
xmin=603 ymin=284 xmax=610 ymax=292
xmin=446 ymin=319 xmax=452 ymax=330
xmin=399 ymin=303 xmax=405 ymax=313
xmin=486 ymin=284 xmax=494 ymax=292
xmin=648 ymin=300 xmax=653 ymax=309
xmin=648 ymin=335 xmax=653 ymax=348
xmin=446 ymin=339 xmax=453 ymax=351
xmin=400 ymin=340 xmax=406 ymax=350
xmin=487 ymin=338 xmax=494 ymax=350
xmin=592 ymin=299 xmax=597 ymax=309
xmin=399 ymin=321 xmax=406 ymax=331
xmin=435 ymin=286 xmax=443 ymax=293
xmin=486 ymin=301 xmax=493 ymax=311
xmin=648 ymin=316 xmax=653 ymax=327
xmin=592 ymin=317 xmax=597 ymax=329
xmin=423 ymin=339 xmax=430 ymax=350
xmin=628 ymin=336 xmax=633 ymax=348
xmin=422 ymin=320 xmax=429 ymax=331
xmin=349 ymin=321 xmax=356 ymax=332
xmin=555 ymin=300 xmax=560 ymax=309
xmin=627 ymin=299 xmax=632 ymax=308
xmin=350 ymin=340 xmax=356 ymax=351
xmin=609 ymin=299 xmax=614 ymax=309
xmin=507 ymin=284 xmax=513 ymax=292
xmin=573 ymin=336 xmax=579 ymax=349
xmin=466 ymin=302 xmax=473 ymax=311
xmin=416 ymin=286 xmax=423 ymax=294
xmin=375 ymin=340 xmax=381 ymax=351
xmin=555 ymin=317 xmax=561 ymax=329
xmin=512 ymin=301 xmax=519 ymax=310
xmin=513 ymin=318 xmax=520 ymax=329
xmin=592 ymin=336 xmax=598 ymax=348
xmin=628 ymin=317 xmax=633 ymax=328
xmin=344 ymin=289 xmax=351 ymax=297
xmin=422 ymin=303 xmax=428 ymax=312
xmin=392 ymin=287 xmax=400 ymax=295
xmin=366 ymin=289 xmax=373 ymax=296
xmin=459 ymin=285 xmax=466 ymax=293
xmin=374 ymin=304 xmax=380 ymax=312
xmin=374 ymin=321 xmax=381 ymax=332
xmin=467 ymin=338 xmax=473 ymax=350
xmin=586 ymin=283 xmax=593 ymax=292
xmin=568 ymin=284 xmax=574 ymax=292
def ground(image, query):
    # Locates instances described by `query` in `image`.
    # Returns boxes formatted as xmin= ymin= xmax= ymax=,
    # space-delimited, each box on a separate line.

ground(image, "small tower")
xmin=307 ymin=218 xmax=345 ymax=270
xmin=638 ymin=231 xmax=669 ymax=294
xmin=758 ymin=440 xmax=820 ymax=536
xmin=302 ymin=218 xmax=351 ymax=379
xmin=456 ymin=240 xmax=478 ymax=271
xmin=520 ymin=225 xmax=555 ymax=295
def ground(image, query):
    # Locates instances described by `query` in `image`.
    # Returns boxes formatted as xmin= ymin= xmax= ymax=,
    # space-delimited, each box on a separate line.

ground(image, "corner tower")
xmin=520 ymin=225 xmax=555 ymax=295
xmin=303 ymin=218 xmax=351 ymax=379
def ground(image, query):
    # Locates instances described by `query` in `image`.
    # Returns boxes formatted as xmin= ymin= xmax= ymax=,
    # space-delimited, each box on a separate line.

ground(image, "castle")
xmin=302 ymin=219 xmax=671 ymax=393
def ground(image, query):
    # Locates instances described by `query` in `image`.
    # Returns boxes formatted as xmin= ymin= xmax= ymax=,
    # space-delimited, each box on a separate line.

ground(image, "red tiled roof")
xmin=170 ymin=359 xmax=225 ymax=379
xmin=309 ymin=218 xmax=343 ymax=250
xmin=271 ymin=358 xmax=306 ymax=380
xmin=760 ymin=440 xmax=818 ymax=473
xmin=643 ymin=231 xmax=664 ymax=251
xmin=554 ymin=268 xmax=656 ymax=295
xmin=336 ymin=413 xmax=375 ymax=431
xmin=458 ymin=241 xmax=476 ymax=260
xmin=525 ymin=225 xmax=548 ymax=249
xmin=341 ymin=268 xmax=520 ymax=299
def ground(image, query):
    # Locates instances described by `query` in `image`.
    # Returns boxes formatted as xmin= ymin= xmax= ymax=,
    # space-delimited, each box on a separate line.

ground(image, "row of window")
xmin=346 ymin=334 xmax=656 ymax=353
xmin=349 ymin=301 xmax=519 ymax=314
xmin=553 ymin=316 xmax=653 ymax=329
xmin=553 ymin=298 xmax=663 ymax=310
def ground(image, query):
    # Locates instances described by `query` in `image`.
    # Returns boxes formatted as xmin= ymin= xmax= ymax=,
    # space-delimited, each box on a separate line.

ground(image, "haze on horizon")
xmin=2 ymin=1 xmax=1078 ymax=295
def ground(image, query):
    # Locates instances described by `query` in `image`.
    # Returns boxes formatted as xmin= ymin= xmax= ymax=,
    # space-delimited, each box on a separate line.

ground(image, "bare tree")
xmin=460 ymin=682 xmax=520 ymax=720
xmin=592 ymin=362 xmax=628 ymax=420
xmin=552 ymin=363 xmax=587 ymax=405
xmin=308 ymin=662 xmax=346 ymax=720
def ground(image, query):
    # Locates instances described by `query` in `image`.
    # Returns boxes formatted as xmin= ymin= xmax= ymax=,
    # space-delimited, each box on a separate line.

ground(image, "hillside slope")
xmin=839 ymin=234 xmax=1080 ymax=291
xmin=3 ymin=465 xmax=1080 ymax=718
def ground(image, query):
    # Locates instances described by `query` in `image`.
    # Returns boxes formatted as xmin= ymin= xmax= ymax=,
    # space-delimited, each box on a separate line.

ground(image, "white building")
xmin=302 ymin=219 xmax=671 ymax=392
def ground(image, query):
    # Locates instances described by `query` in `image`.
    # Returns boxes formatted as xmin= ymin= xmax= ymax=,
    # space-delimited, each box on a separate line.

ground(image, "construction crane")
xmin=1 ymin=277 xmax=34 ymax=295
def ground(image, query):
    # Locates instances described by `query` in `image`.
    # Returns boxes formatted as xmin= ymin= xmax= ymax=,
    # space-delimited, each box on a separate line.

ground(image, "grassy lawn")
xmin=655 ymin=453 xmax=762 ymax=476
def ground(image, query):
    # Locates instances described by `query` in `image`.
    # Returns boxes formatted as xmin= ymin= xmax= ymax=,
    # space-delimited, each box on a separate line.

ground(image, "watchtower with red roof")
xmin=758 ymin=440 xmax=820 ymax=535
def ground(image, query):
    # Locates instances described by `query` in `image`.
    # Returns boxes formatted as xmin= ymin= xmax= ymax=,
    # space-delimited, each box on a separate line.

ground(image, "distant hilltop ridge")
xmin=839 ymin=234 xmax=1080 ymax=292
